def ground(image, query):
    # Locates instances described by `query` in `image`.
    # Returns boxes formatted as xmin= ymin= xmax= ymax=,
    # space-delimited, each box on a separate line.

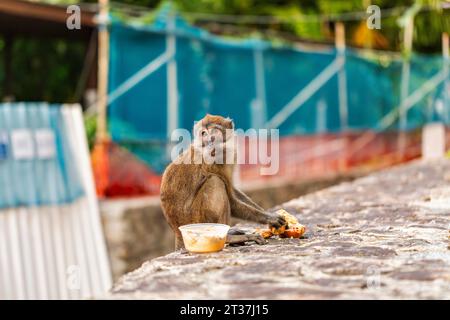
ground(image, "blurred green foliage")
xmin=175 ymin=0 xmax=449 ymax=51
xmin=0 ymin=0 xmax=448 ymax=104
xmin=0 ymin=37 xmax=86 ymax=102
xmin=39 ymin=0 xmax=450 ymax=52
xmin=84 ymin=113 xmax=98 ymax=149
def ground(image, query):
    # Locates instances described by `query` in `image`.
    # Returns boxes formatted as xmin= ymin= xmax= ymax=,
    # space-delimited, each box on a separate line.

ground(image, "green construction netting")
xmin=107 ymin=9 xmax=448 ymax=173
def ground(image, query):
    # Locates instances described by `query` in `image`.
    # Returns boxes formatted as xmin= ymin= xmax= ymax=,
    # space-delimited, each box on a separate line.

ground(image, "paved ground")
xmin=108 ymin=159 xmax=450 ymax=299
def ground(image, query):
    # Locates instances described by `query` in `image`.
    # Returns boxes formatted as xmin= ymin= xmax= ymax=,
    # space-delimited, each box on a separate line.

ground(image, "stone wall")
xmin=100 ymin=197 xmax=174 ymax=280
xmin=100 ymin=173 xmax=359 ymax=280
xmin=107 ymin=159 xmax=450 ymax=299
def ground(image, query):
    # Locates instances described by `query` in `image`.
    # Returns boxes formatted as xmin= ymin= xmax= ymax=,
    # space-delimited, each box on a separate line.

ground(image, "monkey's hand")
xmin=265 ymin=213 xmax=287 ymax=229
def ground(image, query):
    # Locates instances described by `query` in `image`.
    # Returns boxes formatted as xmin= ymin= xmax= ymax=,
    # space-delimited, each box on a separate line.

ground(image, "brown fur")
xmin=160 ymin=114 xmax=285 ymax=250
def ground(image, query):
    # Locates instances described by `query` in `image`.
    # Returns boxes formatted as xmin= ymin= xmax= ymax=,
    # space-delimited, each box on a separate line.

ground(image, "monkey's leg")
xmin=191 ymin=175 xmax=232 ymax=224
xmin=188 ymin=176 xmax=265 ymax=246
xmin=173 ymin=176 xmax=230 ymax=251
xmin=175 ymin=236 xmax=185 ymax=251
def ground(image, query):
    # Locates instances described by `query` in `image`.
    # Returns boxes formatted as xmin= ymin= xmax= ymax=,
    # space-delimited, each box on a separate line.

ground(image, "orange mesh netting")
xmin=91 ymin=129 xmax=450 ymax=198
xmin=91 ymin=140 xmax=161 ymax=198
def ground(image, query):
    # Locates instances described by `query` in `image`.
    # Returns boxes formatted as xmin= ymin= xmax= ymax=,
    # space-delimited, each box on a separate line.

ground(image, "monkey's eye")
xmin=201 ymin=130 xmax=207 ymax=137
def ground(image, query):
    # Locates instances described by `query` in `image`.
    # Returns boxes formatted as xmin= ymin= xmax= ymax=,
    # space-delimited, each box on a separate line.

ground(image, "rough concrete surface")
xmin=100 ymin=197 xmax=174 ymax=280
xmin=100 ymin=174 xmax=358 ymax=280
xmin=108 ymin=159 xmax=450 ymax=299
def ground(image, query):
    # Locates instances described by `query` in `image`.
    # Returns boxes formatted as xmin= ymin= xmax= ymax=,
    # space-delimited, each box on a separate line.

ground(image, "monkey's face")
xmin=194 ymin=114 xmax=234 ymax=146
xmin=194 ymin=114 xmax=235 ymax=161
xmin=199 ymin=124 xmax=226 ymax=147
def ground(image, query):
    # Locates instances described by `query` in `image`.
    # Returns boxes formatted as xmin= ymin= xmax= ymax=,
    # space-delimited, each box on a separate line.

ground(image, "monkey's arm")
xmin=233 ymin=188 xmax=265 ymax=211
xmin=229 ymin=195 xmax=285 ymax=228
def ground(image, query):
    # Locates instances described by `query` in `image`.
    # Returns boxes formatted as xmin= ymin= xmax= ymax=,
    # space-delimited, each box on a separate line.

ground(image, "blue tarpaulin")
xmin=0 ymin=103 xmax=84 ymax=208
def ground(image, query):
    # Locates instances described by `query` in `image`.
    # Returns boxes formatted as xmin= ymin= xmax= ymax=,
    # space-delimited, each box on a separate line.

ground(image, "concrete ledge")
xmin=100 ymin=196 xmax=174 ymax=280
xmin=107 ymin=159 xmax=450 ymax=299
xmin=100 ymin=173 xmax=359 ymax=279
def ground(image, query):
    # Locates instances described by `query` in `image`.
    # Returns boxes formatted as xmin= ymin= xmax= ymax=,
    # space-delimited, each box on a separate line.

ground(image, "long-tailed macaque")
xmin=160 ymin=114 xmax=286 ymax=249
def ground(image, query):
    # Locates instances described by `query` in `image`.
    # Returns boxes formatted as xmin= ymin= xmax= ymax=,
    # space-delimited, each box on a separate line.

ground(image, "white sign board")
xmin=11 ymin=129 xmax=34 ymax=160
xmin=35 ymin=129 xmax=56 ymax=159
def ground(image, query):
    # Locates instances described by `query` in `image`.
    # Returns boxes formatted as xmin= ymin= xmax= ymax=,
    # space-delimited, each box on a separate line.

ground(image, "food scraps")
xmin=258 ymin=209 xmax=306 ymax=239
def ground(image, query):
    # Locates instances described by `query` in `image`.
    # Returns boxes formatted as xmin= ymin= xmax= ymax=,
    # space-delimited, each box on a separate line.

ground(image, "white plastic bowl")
xmin=179 ymin=223 xmax=230 ymax=253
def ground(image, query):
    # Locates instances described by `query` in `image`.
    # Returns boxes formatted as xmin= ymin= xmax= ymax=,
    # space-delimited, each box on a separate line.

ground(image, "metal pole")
xmin=96 ymin=0 xmax=109 ymax=142
xmin=166 ymin=10 xmax=178 ymax=138
xmin=398 ymin=17 xmax=413 ymax=156
xmin=335 ymin=22 xmax=348 ymax=171
xmin=107 ymin=51 xmax=171 ymax=106
xmin=379 ymin=70 xmax=448 ymax=130
xmin=265 ymin=57 xmax=343 ymax=129
xmin=253 ymin=48 xmax=267 ymax=128
xmin=316 ymin=99 xmax=327 ymax=133
xmin=316 ymin=99 xmax=327 ymax=173
xmin=335 ymin=22 xmax=348 ymax=131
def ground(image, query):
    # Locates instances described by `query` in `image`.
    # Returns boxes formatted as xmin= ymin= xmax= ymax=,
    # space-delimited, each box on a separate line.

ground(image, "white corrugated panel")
xmin=0 ymin=104 xmax=111 ymax=299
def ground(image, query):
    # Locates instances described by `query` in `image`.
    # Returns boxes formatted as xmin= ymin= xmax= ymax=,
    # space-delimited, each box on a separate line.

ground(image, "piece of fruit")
xmin=258 ymin=229 xmax=273 ymax=239
xmin=270 ymin=224 xmax=286 ymax=235
xmin=280 ymin=224 xmax=306 ymax=238
xmin=264 ymin=209 xmax=306 ymax=239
